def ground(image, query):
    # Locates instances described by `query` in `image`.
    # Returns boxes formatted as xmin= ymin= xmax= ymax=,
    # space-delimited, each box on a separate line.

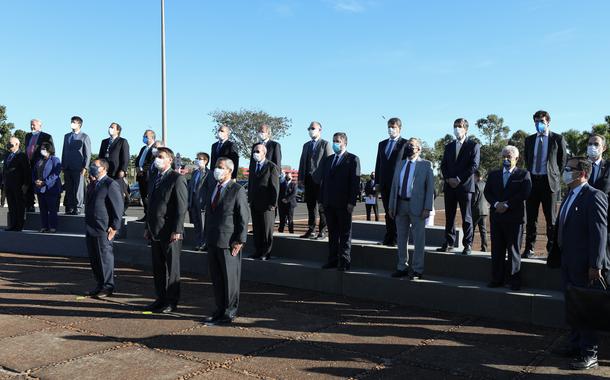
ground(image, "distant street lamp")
xmin=161 ymin=0 xmax=167 ymax=145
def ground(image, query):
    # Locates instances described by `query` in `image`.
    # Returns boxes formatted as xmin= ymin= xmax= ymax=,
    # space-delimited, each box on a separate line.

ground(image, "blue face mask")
xmin=535 ymin=121 xmax=546 ymax=134
xmin=332 ymin=142 xmax=342 ymax=154
xmin=142 ymin=136 xmax=149 ymax=144
xmin=503 ymin=159 xmax=512 ymax=169
xmin=89 ymin=165 xmax=100 ymax=177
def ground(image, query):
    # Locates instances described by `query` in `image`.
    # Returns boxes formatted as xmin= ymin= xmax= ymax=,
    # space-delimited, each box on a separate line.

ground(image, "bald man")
xmin=2 ymin=137 xmax=31 ymax=231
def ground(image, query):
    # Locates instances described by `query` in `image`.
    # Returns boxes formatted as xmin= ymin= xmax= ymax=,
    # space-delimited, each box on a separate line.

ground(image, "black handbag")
xmin=565 ymin=277 xmax=610 ymax=332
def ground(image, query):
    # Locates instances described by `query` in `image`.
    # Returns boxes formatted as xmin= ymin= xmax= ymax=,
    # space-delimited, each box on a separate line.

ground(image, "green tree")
xmin=561 ymin=129 xmax=587 ymax=157
xmin=507 ymin=130 xmax=528 ymax=167
xmin=475 ymin=114 xmax=510 ymax=146
xmin=209 ymin=109 xmax=292 ymax=159
xmin=0 ymin=105 xmax=16 ymax=158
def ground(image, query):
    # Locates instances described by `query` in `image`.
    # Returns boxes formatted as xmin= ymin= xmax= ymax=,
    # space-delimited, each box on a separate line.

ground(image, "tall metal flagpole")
xmin=161 ymin=0 xmax=167 ymax=145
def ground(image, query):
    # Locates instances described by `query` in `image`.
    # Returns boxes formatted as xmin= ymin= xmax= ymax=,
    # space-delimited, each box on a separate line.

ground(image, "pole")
xmin=161 ymin=0 xmax=167 ymax=145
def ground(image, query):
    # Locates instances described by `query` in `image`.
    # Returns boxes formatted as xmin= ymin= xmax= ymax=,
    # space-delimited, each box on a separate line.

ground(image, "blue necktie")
xmin=400 ymin=161 xmax=412 ymax=199
xmin=558 ymin=190 xmax=575 ymax=246
xmin=192 ymin=170 xmax=201 ymax=192
xmin=154 ymin=173 xmax=163 ymax=189
xmin=385 ymin=139 xmax=395 ymax=158
xmin=503 ymin=170 xmax=510 ymax=187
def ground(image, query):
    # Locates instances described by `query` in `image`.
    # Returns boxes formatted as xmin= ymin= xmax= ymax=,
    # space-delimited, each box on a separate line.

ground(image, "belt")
xmin=399 ymin=197 xmax=411 ymax=201
xmin=531 ymin=174 xmax=547 ymax=179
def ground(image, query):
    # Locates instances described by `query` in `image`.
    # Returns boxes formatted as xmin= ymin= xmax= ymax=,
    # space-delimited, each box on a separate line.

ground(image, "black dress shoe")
xmin=384 ymin=240 xmax=397 ymax=247
xmin=143 ymin=300 xmax=165 ymax=311
xmin=409 ymin=272 xmax=423 ymax=280
xmin=201 ymin=244 xmax=208 ymax=251
xmin=436 ymin=245 xmax=451 ymax=252
xmin=322 ymin=262 xmax=338 ymax=269
xmin=248 ymin=254 xmax=262 ymax=259
xmin=260 ymin=255 xmax=270 ymax=261
xmin=204 ymin=316 xmax=234 ymax=326
xmin=161 ymin=305 xmax=178 ymax=314
xmin=461 ymin=246 xmax=472 ymax=255
xmin=570 ymin=355 xmax=598 ymax=370
xmin=522 ymin=250 xmax=535 ymax=259
xmin=96 ymin=288 xmax=113 ymax=298
xmin=487 ymin=281 xmax=503 ymax=288
xmin=278 ymin=229 xmax=284 ymax=233
xmin=337 ymin=263 xmax=351 ymax=272
xmin=391 ymin=269 xmax=410 ymax=278
xmin=315 ymin=233 xmax=326 ymax=240
xmin=137 ymin=217 xmax=147 ymax=222
xmin=300 ymin=232 xmax=314 ymax=239
xmin=87 ymin=288 xmax=102 ymax=297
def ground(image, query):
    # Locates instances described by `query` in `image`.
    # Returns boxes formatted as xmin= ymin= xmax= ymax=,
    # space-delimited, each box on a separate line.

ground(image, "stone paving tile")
xmin=0 ymin=328 xmax=119 ymax=372
xmin=144 ymin=324 xmax=285 ymax=364
xmin=31 ymin=345 xmax=205 ymax=380
xmin=360 ymin=363 xmax=467 ymax=380
xmin=232 ymin=340 xmax=378 ymax=379
xmin=0 ymin=314 xmax=52 ymax=338
xmin=189 ymin=368 xmax=266 ymax=380
xmin=523 ymin=353 xmax=610 ymax=379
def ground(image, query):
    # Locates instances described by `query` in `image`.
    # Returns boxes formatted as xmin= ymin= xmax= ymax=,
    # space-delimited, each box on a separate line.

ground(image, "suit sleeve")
xmin=274 ymin=142 xmax=282 ymax=168
xmin=98 ymin=141 xmax=105 ymax=159
xmin=324 ymin=141 xmax=334 ymax=158
xmin=83 ymin=135 xmax=92 ymax=169
xmin=349 ymin=156 xmax=361 ymax=206
xmin=233 ymin=186 xmax=250 ymax=244
xmin=229 ymin=143 xmax=240 ymax=179
xmin=61 ymin=135 xmax=67 ymax=170
xmin=47 ymin=134 xmax=54 ymax=151
xmin=120 ymin=139 xmax=130 ymax=173
xmin=172 ymin=175 xmax=189 ymax=234
xmin=21 ymin=155 xmax=31 ymax=189
xmin=424 ymin=162 xmax=434 ymax=211
xmin=440 ymin=143 xmax=448 ymax=178
xmin=312 ymin=155 xmax=326 ymax=185
xmin=557 ymin=135 xmax=568 ymax=172
xmin=374 ymin=142 xmax=383 ymax=186
xmin=297 ymin=143 xmax=306 ymax=183
xmin=523 ymin=137 xmax=532 ymax=171
xmin=589 ymin=190 xmax=608 ymax=269
xmin=269 ymin=163 xmax=280 ymax=208
xmin=483 ymin=173 xmax=499 ymax=208
xmin=107 ymin=180 xmax=125 ymax=231
xmin=45 ymin=157 xmax=62 ymax=189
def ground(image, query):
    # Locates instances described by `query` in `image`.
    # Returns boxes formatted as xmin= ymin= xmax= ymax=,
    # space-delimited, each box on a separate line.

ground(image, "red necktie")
xmin=211 ymin=184 xmax=222 ymax=210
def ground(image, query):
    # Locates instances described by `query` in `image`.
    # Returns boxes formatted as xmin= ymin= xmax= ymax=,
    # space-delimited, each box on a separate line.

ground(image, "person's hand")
xmin=388 ymin=210 xmax=394 ymax=219
xmin=107 ymin=227 xmax=117 ymax=241
xmin=268 ymin=206 xmax=276 ymax=211
xmin=81 ymin=169 xmax=86 ymax=176
xmin=589 ymin=267 xmax=602 ymax=282
xmin=282 ymin=199 xmax=288 ymax=204
xmin=347 ymin=204 xmax=355 ymax=213
xmin=447 ymin=178 xmax=459 ymax=188
xmin=231 ymin=242 xmax=243 ymax=256
xmin=495 ymin=203 xmax=508 ymax=214
xmin=421 ymin=209 xmax=431 ymax=219
xmin=118 ymin=171 xmax=125 ymax=178
xmin=35 ymin=180 xmax=43 ymax=187
xmin=170 ymin=233 xmax=182 ymax=243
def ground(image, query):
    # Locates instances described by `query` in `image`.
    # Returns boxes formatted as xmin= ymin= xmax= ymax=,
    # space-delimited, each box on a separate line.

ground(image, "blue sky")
xmin=2 ymin=0 xmax=609 ymax=172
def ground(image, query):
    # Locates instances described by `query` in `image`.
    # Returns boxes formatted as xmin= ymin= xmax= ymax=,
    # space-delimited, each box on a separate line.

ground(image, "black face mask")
xmin=404 ymin=145 xmax=414 ymax=159
xmin=7 ymin=143 xmax=14 ymax=149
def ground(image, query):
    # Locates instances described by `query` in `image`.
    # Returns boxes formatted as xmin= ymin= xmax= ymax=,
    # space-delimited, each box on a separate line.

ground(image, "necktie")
xmin=503 ymin=170 xmax=510 ymax=187
xmin=455 ymin=141 xmax=462 ymax=160
xmin=69 ymin=133 xmax=74 ymax=144
xmin=6 ymin=153 xmax=15 ymax=165
xmin=154 ymin=173 xmax=163 ymax=189
xmin=385 ymin=139 xmax=395 ymax=158
xmin=535 ymin=136 xmax=544 ymax=173
xmin=400 ymin=161 xmax=412 ymax=199
xmin=192 ymin=170 xmax=201 ymax=192
xmin=558 ymin=190 xmax=575 ymax=246
xmin=106 ymin=138 xmax=113 ymax=157
xmin=139 ymin=146 xmax=149 ymax=169
xmin=591 ymin=163 xmax=598 ymax=184
xmin=27 ymin=134 xmax=39 ymax=160
xmin=216 ymin=142 xmax=223 ymax=154
xmin=211 ymin=184 xmax=222 ymax=210
xmin=332 ymin=154 xmax=340 ymax=169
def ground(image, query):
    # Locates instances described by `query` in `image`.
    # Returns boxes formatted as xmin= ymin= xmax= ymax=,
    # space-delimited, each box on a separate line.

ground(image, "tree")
xmin=0 ymin=105 xmax=16 ymax=157
xmin=561 ymin=129 xmax=587 ymax=157
xmin=209 ymin=109 xmax=292 ymax=159
xmin=475 ymin=114 xmax=510 ymax=146
xmin=507 ymin=130 xmax=528 ymax=168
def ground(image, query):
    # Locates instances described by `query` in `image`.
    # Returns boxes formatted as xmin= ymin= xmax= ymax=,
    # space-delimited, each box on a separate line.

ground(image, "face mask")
xmin=253 ymin=152 xmax=263 ymax=162
xmin=40 ymin=149 xmax=49 ymax=158
xmin=308 ymin=129 xmax=319 ymax=139
xmin=388 ymin=127 xmax=399 ymax=138
xmin=197 ymin=159 xmax=206 ymax=167
xmin=154 ymin=157 xmax=165 ymax=170
xmin=535 ymin=121 xmax=546 ymax=134
xmin=217 ymin=131 xmax=228 ymax=141
xmin=71 ymin=123 xmax=79 ymax=131
xmin=7 ymin=143 xmax=14 ymax=149
xmin=404 ymin=145 xmax=415 ymax=159
xmin=89 ymin=165 xmax=100 ymax=177
xmin=214 ymin=168 xmax=225 ymax=181
xmin=587 ymin=145 xmax=601 ymax=159
xmin=142 ymin=136 xmax=149 ymax=144
xmin=108 ymin=128 xmax=116 ymax=137
xmin=503 ymin=158 xmax=512 ymax=169
xmin=286 ymin=176 xmax=292 ymax=182
xmin=562 ymin=170 xmax=576 ymax=185
xmin=453 ymin=127 xmax=464 ymax=140
xmin=31 ymin=128 xmax=40 ymax=134
xmin=258 ymin=132 xmax=267 ymax=141
xmin=332 ymin=142 xmax=342 ymax=154
xmin=151 ymin=148 xmax=159 ymax=157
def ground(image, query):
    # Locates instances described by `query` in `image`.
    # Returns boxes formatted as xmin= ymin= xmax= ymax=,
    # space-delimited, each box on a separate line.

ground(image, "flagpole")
xmin=161 ymin=0 xmax=167 ymax=145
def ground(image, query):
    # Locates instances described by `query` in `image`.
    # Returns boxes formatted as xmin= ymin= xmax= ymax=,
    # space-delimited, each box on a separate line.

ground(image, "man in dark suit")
xmin=135 ymin=129 xmax=156 ymax=221
xmin=61 ymin=116 xmax=91 ymax=215
xmin=188 ymin=152 xmax=210 ymax=251
xmin=203 ymin=157 xmax=249 ymax=326
xmin=143 ymin=147 xmax=188 ymax=313
xmin=586 ymin=133 xmax=610 ymax=259
xmin=210 ymin=125 xmax=239 ymax=179
xmin=547 ymin=157 xmax=609 ymax=370
xmin=523 ymin=110 xmax=567 ymax=257
xmin=298 ymin=121 xmax=333 ymax=239
xmin=374 ymin=117 xmax=407 ymax=246
xmin=84 ymin=159 xmax=124 ymax=298
xmin=98 ymin=123 xmax=130 ymax=179
xmin=364 ymin=172 xmax=379 ymax=221
xmin=24 ymin=119 xmax=54 ymax=211
xmin=248 ymin=143 xmax=280 ymax=260
xmin=438 ymin=118 xmax=480 ymax=255
xmin=3 ymin=137 xmax=30 ymax=231
xmin=472 ymin=170 xmax=489 ymax=252
xmin=318 ymin=132 xmax=361 ymax=271
xmin=278 ymin=171 xmax=297 ymax=233
xmin=484 ymin=146 xmax=532 ymax=290
xmin=249 ymin=124 xmax=281 ymax=168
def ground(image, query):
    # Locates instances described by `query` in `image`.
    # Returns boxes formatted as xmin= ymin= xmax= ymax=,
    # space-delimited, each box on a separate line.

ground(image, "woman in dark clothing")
xmin=33 ymin=142 xmax=62 ymax=233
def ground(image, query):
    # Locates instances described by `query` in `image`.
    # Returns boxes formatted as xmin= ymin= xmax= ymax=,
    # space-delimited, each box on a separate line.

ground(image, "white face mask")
xmin=214 ymin=168 xmax=226 ymax=181
xmin=108 ymin=127 xmax=116 ymax=137
xmin=587 ymin=145 xmax=602 ymax=159
xmin=151 ymin=148 xmax=159 ymax=157
xmin=197 ymin=159 xmax=206 ymax=168
xmin=308 ymin=128 xmax=319 ymax=139
xmin=562 ymin=170 xmax=576 ymax=185
xmin=253 ymin=152 xmax=263 ymax=162
xmin=258 ymin=132 xmax=267 ymax=141
xmin=40 ymin=149 xmax=49 ymax=158
xmin=70 ymin=123 xmax=79 ymax=131
xmin=453 ymin=127 xmax=465 ymax=140
xmin=154 ymin=157 xmax=165 ymax=170
xmin=388 ymin=127 xmax=399 ymax=138
xmin=217 ymin=130 xmax=228 ymax=141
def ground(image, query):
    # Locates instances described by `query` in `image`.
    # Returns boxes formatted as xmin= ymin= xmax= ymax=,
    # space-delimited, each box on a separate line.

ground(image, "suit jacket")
xmin=588 ymin=159 xmax=610 ymax=194
xmin=279 ymin=180 xmax=298 ymax=208
xmin=188 ymin=167 xmax=209 ymax=210
xmin=205 ymin=180 xmax=249 ymax=249
xmin=364 ymin=179 xmax=377 ymax=196
xmin=32 ymin=156 xmax=62 ymax=195
xmin=248 ymin=160 xmax=280 ymax=211
xmin=374 ymin=137 xmax=408 ymax=190
xmin=98 ymin=137 xmax=130 ymax=178
xmin=136 ymin=144 xmax=155 ymax=173
xmin=85 ymin=175 xmax=124 ymax=236
xmin=298 ymin=138 xmax=333 ymax=182
xmin=210 ymin=140 xmax=240 ymax=179
xmin=388 ymin=159 xmax=435 ymax=217
xmin=61 ymin=131 xmax=91 ymax=171
xmin=318 ymin=152 xmax=361 ymax=208
xmin=250 ymin=140 xmax=281 ymax=169
xmin=523 ymin=131 xmax=567 ymax=193
xmin=24 ymin=131 xmax=54 ymax=164
xmin=547 ymin=184 xmax=609 ymax=285
xmin=2 ymin=151 xmax=30 ymax=191
xmin=483 ymin=168 xmax=532 ymax=224
xmin=472 ymin=180 xmax=489 ymax=217
xmin=146 ymin=170 xmax=188 ymax=240
xmin=440 ymin=139 xmax=481 ymax=193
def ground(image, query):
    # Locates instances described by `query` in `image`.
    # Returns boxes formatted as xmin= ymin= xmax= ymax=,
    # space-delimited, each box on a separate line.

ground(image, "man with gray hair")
xmin=484 ymin=145 xmax=531 ymax=290
xmin=3 ymin=137 xmax=30 ymax=231
xmin=24 ymin=119 xmax=54 ymax=211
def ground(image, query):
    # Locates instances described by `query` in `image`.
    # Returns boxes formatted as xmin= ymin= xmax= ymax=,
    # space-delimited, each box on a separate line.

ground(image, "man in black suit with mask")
xmin=3 ymin=137 xmax=30 ymax=231
xmin=248 ymin=143 xmax=280 ymax=260
xmin=144 ymin=147 xmax=188 ymax=313
xmin=135 ymin=130 xmax=156 ymax=221
xmin=99 ymin=122 xmax=130 ymax=180
xmin=278 ymin=172 xmax=298 ymax=233
xmin=250 ymin=124 xmax=281 ymax=168
xmin=374 ymin=117 xmax=407 ymax=246
xmin=24 ymin=119 xmax=53 ymax=212
xmin=210 ymin=125 xmax=239 ymax=179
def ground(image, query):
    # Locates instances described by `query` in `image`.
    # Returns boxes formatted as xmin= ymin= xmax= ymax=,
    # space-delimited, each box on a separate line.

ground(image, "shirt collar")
xmin=336 ymin=150 xmax=346 ymax=158
xmin=160 ymin=167 xmax=171 ymax=176
xmin=456 ymin=137 xmax=466 ymax=144
xmin=593 ymin=158 xmax=603 ymax=166
xmin=311 ymin=136 xmax=320 ymax=143
xmin=97 ymin=174 xmax=107 ymax=182
xmin=257 ymin=159 xmax=266 ymax=166
xmin=569 ymin=182 xmax=587 ymax=197
xmin=538 ymin=130 xmax=549 ymax=137
xmin=503 ymin=167 xmax=515 ymax=174
xmin=218 ymin=178 xmax=231 ymax=188
xmin=389 ymin=135 xmax=400 ymax=142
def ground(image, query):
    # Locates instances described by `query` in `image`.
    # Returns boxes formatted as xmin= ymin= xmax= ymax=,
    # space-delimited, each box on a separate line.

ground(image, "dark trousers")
xmin=37 ymin=193 xmax=59 ymax=229
xmin=208 ymin=245 xmax=241 ymax=319
xmin=472 ymin=213 xmax=488 ymax=250
xmin=151 ymin=238 xmax=182 ymax=306
xmin=490 ymin=221 xmax=522 ymax=285
xmin=443 ymin=187 xmax=473 ymax=247
xmin=137 ymin=173 xmax=149 ymax=215
xmin=86 ymin=234 xmax=115 ymax=290
xmin=525 ymin=176 xmax=557 ymax=253
xmin=251 ymin=207 xmax=274 ymax=258
xmin=365 ymin=203 xmax=379 ymax=221
xmin=26 ymin=182 xmax=35 ymax=209
xmin=380 ymin=187 xmax=396 ymax=243
xmin=64 ymin=169 xmax=84 ymax=213
xmin=6 ymin=187 xmax=25 ymax=230
xmin=0 ymin=186 xmax=5 ymax=206
xmin=305 ymin=175 xmax=326 ymax=234
xmin=188 ymin=206 xmax=206 ymax=247
xmin=325 ymin=205 xmax=353 ymax=265
xmin=278 ymin=203 xmax=295 ymax=232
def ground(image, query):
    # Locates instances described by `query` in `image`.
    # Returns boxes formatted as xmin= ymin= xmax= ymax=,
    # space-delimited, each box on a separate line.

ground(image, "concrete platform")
xmin=23 ymin=213 xmax=138 ymax=239
xmin=352 ymin=220 xmax=463 ymax=248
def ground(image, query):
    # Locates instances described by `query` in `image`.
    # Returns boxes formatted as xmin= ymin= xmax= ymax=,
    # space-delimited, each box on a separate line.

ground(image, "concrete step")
xmin=352 ymin=220 xmax=463 ymax=249
xmin=23 ymin=213 xmax=138 ymax=239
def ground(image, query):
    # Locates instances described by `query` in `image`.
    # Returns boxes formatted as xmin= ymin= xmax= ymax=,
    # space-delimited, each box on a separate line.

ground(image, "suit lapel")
xmin=455 ymin=140 xmax=467 ymax=162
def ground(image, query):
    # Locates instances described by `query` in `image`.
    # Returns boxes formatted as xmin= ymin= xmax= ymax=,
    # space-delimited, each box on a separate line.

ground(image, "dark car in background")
xmin=128 ymin=183 xmax=141 ymax=206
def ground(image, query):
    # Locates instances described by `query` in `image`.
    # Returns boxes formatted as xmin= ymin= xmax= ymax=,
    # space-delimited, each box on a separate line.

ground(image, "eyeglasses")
xmin=307 ymin=127 xmax=316 ymax=131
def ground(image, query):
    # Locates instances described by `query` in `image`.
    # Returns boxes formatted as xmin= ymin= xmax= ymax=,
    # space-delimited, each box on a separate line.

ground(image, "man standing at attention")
xmin=61 ymin=116 xmax=91 ymax=215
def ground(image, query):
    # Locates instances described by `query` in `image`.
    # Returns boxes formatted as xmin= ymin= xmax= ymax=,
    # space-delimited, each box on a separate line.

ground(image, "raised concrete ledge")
xmin=351 ymin=220 xmax=463 ymax=249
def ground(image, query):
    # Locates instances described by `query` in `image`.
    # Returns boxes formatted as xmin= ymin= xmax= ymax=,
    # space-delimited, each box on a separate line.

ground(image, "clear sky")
xmin=2 ymin=0 xmax=609 ymax=172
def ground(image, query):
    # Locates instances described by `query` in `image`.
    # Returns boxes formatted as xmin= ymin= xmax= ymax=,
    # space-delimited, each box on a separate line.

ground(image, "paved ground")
xmin=1 ymin=252 xmax=609 ymax=380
